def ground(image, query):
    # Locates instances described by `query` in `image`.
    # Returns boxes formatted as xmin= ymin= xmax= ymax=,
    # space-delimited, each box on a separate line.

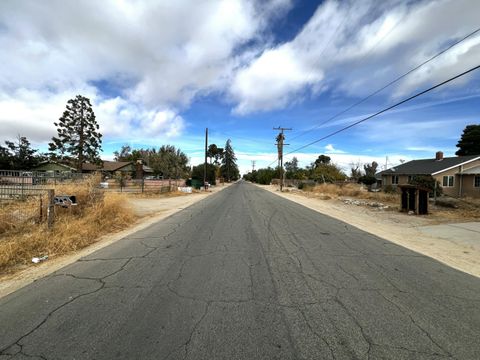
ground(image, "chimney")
xmin=435 ymin=151 xmax=443 ymax=161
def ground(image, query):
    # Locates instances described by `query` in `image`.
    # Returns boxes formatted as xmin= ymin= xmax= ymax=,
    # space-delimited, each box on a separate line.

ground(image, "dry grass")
xmin=128 ymin=189 xmax=189 ymax=198
xmin=303 ymin=183 xmax=399 ymax=204
xmin=300 ymin=183 xmax=480 ymax=220
xmin=0 ymin=176 xmax=136 ymax=273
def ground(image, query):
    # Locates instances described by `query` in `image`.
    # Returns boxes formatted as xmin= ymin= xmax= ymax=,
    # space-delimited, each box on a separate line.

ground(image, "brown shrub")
xmin=303 ymin=183 xmax=399 ymax=203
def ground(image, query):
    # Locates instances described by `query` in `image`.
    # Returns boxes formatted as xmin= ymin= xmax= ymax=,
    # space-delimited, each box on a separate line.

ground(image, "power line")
xmin=264 ymin=63 xmax=480 ymax=168
xmin=287 ymin=64 xmax=480 ymax=155
xmin=289 ymin=26 xmax=480 ymax=142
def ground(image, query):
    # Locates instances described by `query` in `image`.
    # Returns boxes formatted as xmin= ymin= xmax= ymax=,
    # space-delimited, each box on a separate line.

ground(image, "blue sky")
xmin=0 ymin=0 xmax=479 ymax=174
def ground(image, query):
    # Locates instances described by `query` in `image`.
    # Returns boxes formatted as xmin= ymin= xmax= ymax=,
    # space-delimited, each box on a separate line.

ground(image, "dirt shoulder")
xmin=259 ymin=184 xmax=480 ymax=278
xmin=0 ymin=184 xmax=231 ymax=299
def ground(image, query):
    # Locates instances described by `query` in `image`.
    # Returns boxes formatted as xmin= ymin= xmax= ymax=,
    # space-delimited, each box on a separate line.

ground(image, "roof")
xmin=82 ymin=161 xmax=132 ymax=172
xmin=101 ymin=161 xmax=132 ymax=171
xmin=460 ymin=165 xmax=480 ymax=175
xmin=377 ymin=155 xmax=480 ymax=176
xmin=34 ymin=161 xmax=76 ymax=171
xmin=81 ymin=163 xmax=100 ymax=171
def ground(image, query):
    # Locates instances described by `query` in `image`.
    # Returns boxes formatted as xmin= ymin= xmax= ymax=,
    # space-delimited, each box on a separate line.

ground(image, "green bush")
xmin=408 ymin=175 xmax=442 ymax=197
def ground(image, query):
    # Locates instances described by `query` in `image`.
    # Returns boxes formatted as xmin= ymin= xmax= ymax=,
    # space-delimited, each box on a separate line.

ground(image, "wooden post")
xmin=415 ymin=190 xmax=420 ymax=215
xmin=39 ymin=195 xmax=43 ymax=223
xmin=47 ymin=189 xmax=54 ymax=229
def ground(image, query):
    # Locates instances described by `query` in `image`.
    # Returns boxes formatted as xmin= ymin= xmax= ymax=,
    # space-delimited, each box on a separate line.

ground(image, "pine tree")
xmin=221 ymin=139 xmax=239 ymax=181
xmin=5 ymin=136 xmax=42 ymax=170
xmin=49 ymin=95 xmax=102 ymax=171
xmin=455 ymin=124 xmax=480 ymax=156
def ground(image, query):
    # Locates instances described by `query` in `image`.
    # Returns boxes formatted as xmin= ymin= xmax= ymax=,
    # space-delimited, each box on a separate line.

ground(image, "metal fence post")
xmin=21 ymin=173 xmax=25 ymax=199
xmin=47 ymin=189 xmax=55 ymax=229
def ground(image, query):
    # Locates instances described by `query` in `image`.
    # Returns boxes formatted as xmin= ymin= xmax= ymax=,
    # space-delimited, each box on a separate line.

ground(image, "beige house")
xmin=378 ymin=152 xmax=480 ymax=198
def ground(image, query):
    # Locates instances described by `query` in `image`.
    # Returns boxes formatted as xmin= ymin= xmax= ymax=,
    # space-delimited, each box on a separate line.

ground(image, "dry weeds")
xmin=303 ymin=183 xmax=399 ymax=203
xmin=299 ymin=183 xmax=479 ymax=220
xmin=0 ymin=176 xmax=136 ymax=273
xmin=128 ymin=189 xmax=188 ymax=198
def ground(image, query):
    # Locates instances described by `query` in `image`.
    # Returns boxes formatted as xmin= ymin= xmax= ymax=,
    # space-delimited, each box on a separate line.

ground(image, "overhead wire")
xmin=288 ymin=64 xmax=480 ymax=155
xmin=289 ymin=26 xmax=480 ymax=142
xmin=263 ymin=63 xmax=480 ymax=167
xmin=288 ymin=6 xmax=409 ymax=140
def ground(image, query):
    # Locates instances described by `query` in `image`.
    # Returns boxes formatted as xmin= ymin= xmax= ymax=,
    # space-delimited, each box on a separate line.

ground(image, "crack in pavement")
xmin=377 ymin=291 xmax=454 ymax=358
xmin=0 ymin=257 xmax=134 ymax=357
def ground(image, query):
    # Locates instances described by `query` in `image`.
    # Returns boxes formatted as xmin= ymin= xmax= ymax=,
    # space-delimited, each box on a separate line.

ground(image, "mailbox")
xmin=54 ymin=195 xmax=77 ymax=208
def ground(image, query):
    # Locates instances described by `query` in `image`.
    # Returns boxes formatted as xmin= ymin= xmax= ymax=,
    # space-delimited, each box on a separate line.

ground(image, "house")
xmin=33 ymin=161 xmax=76 ymax=173
xmin=82 ymin=160 xmax=153 ymax=178
xmin=377 ymin=152 xmax=480 ymax=198
xmin=34 ymin=160 xmax=153 ymax=178
xmin=81 ymin=161 xmax=134 ymax=176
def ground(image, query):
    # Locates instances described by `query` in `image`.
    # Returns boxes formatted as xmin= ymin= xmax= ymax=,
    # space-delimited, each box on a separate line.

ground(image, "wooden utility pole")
xmin=273 ymin=127 xmax=292 ymax=192
xmin=204 ymin=128 xmax=208 ymax=191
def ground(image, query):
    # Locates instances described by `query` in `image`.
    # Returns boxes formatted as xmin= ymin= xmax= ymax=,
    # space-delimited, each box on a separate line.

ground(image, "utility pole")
xmin=273 ymin=126 xmax=292 ymax=192
xmin=204 ymin=128 xmax=208 ymax=191
xmin=251 ymin=160 xmax=256 ymax=172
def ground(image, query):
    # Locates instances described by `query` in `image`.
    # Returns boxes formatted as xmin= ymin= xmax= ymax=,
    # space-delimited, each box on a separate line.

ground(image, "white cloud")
xmin=231 ymin=44 xmax=323 ymax=114
xmin=324 ymin=144 xmax=345 ymax=154
xmin=0 ymin=0 xmax=293 ymax=147
xmin=0 ymin=0 xmax=291 ymax=107
xmin=229 ymin=0 xmax=480 ymax=113
xmin=0 ymin=89 xmax=185 ymax=148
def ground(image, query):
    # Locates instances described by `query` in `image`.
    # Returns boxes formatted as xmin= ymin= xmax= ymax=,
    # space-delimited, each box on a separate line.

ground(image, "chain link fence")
xmin=0 ymin=186 xmax=54 ymax=235
xmin=0 ymin=170 xmax=86 ymax=187
xmin=101 ymin=178 xmax=186 ymax=193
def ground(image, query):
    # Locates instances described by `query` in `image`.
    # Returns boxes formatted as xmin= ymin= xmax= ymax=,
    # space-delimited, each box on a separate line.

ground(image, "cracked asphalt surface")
xmin=1 ymin=181 xmax=480 ymax=359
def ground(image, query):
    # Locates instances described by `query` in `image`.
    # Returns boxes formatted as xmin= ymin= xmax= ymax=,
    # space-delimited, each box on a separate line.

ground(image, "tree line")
xmin=243 ymin=155 xmax=349 ymax=185
xmin=0 ymin=94 xmax=242 ymax=184
xmin=1 ymin=93 xmax=478 ymax=180
xmin=244 ymin=124 xmax=480 ymax=186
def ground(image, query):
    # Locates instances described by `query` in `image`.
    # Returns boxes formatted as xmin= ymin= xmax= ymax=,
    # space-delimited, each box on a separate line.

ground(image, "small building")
xmin=398 ymin=184 xmax=430 ymax=215
xmin=377 ymin=152 xmax=480 ymax=198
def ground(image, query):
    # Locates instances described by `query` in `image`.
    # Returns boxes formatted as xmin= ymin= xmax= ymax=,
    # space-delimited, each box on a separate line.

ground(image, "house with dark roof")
xmin=82 ymin=160 xmax=153 ymax=178
xmin=34 ymin=160 xmax=153 ymax=178
xmin=81 ymin=160 xmax=134 ymax=174
xmin=377 ymin=152 xmax=480 ymax=198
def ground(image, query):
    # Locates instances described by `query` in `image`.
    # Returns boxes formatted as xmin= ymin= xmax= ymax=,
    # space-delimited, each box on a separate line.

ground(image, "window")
xmin=392 ymin=175 xmax=399 ymax=185
xmin=442 ymin=175 xmax=454 ymax=187
xmin=407 ymin=175 xmax=413 ymax=183
xmin=475 ymin=176 xmax=480 ymax=188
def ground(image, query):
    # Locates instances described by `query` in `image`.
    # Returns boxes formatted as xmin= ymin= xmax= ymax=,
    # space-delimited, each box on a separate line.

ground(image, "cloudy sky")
xmin=1 ymin=0 xmax=479 ymax=174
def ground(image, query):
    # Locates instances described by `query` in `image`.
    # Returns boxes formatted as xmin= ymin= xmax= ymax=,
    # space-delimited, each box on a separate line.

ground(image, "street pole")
xmin=204 ymin=128 xmax=208 ymax=191
xmin=273 ymin=127 xmax=292 ymax=192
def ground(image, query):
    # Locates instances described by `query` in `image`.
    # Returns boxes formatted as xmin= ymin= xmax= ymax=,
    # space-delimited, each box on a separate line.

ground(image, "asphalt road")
xmin=1 ymin=181 xmax=479 ymax=359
